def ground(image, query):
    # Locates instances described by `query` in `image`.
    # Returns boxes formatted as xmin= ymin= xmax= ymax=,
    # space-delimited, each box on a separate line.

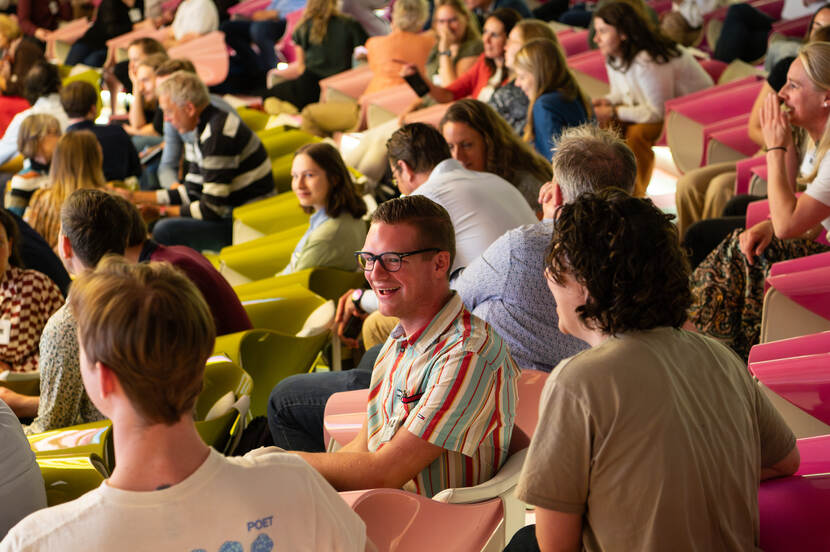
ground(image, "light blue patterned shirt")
xmin=453 ymin=219 xmax=588 ymax=372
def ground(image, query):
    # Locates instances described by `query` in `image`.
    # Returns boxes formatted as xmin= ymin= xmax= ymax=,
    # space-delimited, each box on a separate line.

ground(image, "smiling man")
xmin=293 ymin=195 xmax=521 ymax=497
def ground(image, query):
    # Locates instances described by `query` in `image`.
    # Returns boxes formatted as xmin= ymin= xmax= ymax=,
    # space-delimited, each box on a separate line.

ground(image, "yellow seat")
xmin=195 ymin=355 xmax=254 ymax=453
xmin=272 ymin=154 xmax=294 ymax=194
xmin=236 ymin=107 xmax=271 ymax=132
xmin=219 ymin=227 xmax=306 ymax=285
xmin=234 ymin=267 xmax=366 ymax=302
xmin=260 ymin=129 xmax=319 ymax=160
xmin=214 ymin=329 xmax=330 ymax=418
xmin=224 ymin=222 xmax=307 ymax=255
xmin=239 ymin=285 xmax=328 ymax=334
xmin=29 ymin=420 xmax=114 ymax=473
xmin=37 ymin=454 xmax=107 ymax=506
xmin=232 ymin=191 xmax=309 ymax=244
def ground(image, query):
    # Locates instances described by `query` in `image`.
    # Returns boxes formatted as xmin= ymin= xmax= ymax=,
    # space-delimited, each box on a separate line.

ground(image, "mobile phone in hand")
xmin=403 ymin=72 xmax=430 ymax=98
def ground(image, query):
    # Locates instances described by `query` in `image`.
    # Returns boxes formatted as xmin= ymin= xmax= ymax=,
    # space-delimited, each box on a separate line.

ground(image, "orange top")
xmin=363 ymin=29 xmax=436 ymax=96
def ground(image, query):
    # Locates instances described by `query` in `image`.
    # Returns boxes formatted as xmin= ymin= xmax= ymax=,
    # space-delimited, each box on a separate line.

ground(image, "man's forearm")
xmin=294 ymin=451 xmax=394 ymax=491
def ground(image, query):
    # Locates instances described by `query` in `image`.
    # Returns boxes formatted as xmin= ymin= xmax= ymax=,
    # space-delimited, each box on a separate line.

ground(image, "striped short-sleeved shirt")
xmin=367 ymin=294 xmax=520 ymax=498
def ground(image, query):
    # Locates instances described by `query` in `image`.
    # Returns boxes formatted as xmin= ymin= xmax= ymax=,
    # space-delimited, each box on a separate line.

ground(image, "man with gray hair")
xmin=118 ymin=70 xmax=274 ymax=251
xmin=453 ymin=123 xmax=637 ymax=371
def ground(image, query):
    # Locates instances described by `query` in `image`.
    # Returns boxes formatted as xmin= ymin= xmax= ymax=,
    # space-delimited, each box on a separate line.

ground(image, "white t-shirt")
xmin=414 ymin=159 xmax=538 ymax=271
xmin=605 ymin=48 xmax=713 ymax=124
xmin=1 ymin=448 xmax=366 ymax=552
xmin=799 ymin=146 xmax=830 ymax=231
xmin=171 ymin=0 xmax=219 ymax=40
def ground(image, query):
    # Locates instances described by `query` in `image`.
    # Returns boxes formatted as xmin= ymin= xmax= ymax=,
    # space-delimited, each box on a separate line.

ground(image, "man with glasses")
xmin=282 ymin=195 xmax=520 ymax=497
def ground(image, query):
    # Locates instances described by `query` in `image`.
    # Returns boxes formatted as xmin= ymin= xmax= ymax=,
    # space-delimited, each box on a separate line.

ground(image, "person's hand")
xmin=0 ymin=359 xmax=9 ymax=372
xmin=759 ymin=92 xmax=792 ymax=151
xmin=538 ymin=180 xmax=559 ymax=220
xmin=137 ymin=203 xmax=160 ymax=222
xmin=739 ymin=219 xmax=775 ymax=265
xmin=335 ymin=288 xmax=368 ymax=349
xmin=252 ymin=9 xmax=278 ymax=21
xmin=109 ymin=185 xmax=133 ymax=202
xmin=34 ymin=28 xmax=49 ymax=41
xmin=594 ymin=103 xmax=615 ymax=126
xmin=399 ymin=63 xmax=416 ymax=78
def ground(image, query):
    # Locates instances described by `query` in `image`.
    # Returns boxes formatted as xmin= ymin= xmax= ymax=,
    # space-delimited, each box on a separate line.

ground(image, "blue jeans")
xmin=65 ymin=42 xmax=107 ymax=67
xmin=266 ymin=344 xmax=381 ymax=451
xmin=152 ymin=216 xmax=233 ymax=252
xmin=221 ymin=19 xmax=286 ymax=74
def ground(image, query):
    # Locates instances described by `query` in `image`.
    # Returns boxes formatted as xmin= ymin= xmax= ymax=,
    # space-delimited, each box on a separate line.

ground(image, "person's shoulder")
xmin=42 ymin=300 xmax=73 ymax=335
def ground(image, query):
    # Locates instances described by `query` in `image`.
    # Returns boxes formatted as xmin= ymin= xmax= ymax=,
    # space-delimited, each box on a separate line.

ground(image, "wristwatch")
xmin=438 ymin=50 xmax=452 ymax=57
xmin=351 ymin=289 xmax=365 ymax=313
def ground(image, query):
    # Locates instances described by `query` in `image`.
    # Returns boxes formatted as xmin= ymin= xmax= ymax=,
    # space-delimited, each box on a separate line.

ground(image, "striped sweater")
xmin=156 ymin=104 xmax=274 ymax=220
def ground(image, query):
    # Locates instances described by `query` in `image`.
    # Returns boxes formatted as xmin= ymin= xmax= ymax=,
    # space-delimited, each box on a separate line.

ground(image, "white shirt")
xmin=800 ymin=146 xmax=830 ymax=232
xmin=1 ymin=448 xmax=367 ymax=551
xmin=673 ymin=0 xmax=723 ymax=29
xmin=605 ymin=48 xmax=713 ymax=124
xmin=0 ymin=94 xmax=69 ymax=167
xmin=171 ymin=0 xmax=219 ymax=40
xmin=413 ymin=158 xmax=538 ymax=271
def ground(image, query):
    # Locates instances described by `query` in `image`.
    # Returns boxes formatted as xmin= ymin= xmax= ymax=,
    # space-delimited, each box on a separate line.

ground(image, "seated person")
xmin=0 ymin=257 xmax=369 ymax=551
xmin=283 ymin=143 xmax=368 ymax=274
xmin=124 ymin=53 xmax=167 ymax=145
xmin=64 ymin=0 xmax=136 ymax=67
xmin=60 ymin=81 xmax=141 ymax=183
xmin=164 ymin=0 xmax=219 ymax=48
xmin=116 ymin=196 xmax=253 ymax=336
xmin=16 ymin=0 xmax=72 ymax=41
xmin=509 ymin=189 xmax=799 ymax=550
xmin=119 ymin=71 xmax=275 ymax=252
xmin=3 ymin=190 xmax=128 ymax=433
xmin=0 ymin=209 xmax=63 ymax=374
xmin=4 ymin=113 xmax=60 ymax=216
xmin=0 ymin=61 xmax=68 ymax=168
xmin=0 ymin=399 xmax=46 ymax=539
xmin=23 ymin=130 xmax=107 ymax=250
xmin=6 ymin=208 xmax=70 ymax=296
xmin=102 ymin=37 xmax=167 ymax=115
xmin=0 ymin=16 xmax=46 ymax=99
xmin=283 ymin=195 xmax=520 ymax=497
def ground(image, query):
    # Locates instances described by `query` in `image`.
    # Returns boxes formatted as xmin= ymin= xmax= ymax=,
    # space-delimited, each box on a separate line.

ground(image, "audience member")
xmin=23 ymin=130 xmax=107 ymax=249
xmin=102 ymin=36 xmax=167 ymax=113
xmin=220 ymin=0 xmax=291 ymax=84
xmin=166 ymin=0 xmax=219 ymax=47
xmin=6 ymin=190 xmax=126 ymax=433
xmin=61 ymin=81 xmax=141 ymax=183
xmin=0 ymin=208 xmax=63 ymax=374
xmin=426 ymin=0 xmax=483 ymax=87
xmin=0 ymin=257 xmax=368 ymax=551
xmin=455 ymin=123 xmax=636 ymax=373
xmin=765 ymin=4 xmax=830 ymax=71
xmin=154 ymin=58 xmax=236 ymax=190
xmin=6 ymin=209 xmax=70 ymax=295
xmin=689 ymin=41 xmax=830 ymax=359
xmin=4 ymin=114 xmax=60 ymax=216
xmin=278 ymin=195 xmax=520 ymax=498
xmin=16 ymin=0 xmax=71 ymax=39
xmin=64 ymin=0 xmax=136 ymax=67
xmin=283 ymin=143 xmax=367 ymax=274
xmin=438 ymin=98 xmax=551 ymax=210
xmin=120 ymin=71 xmax=275 ymax=251
xmin=0 ymin=17 xmax=45 ymax=98
xmin=262 ymin=0 xmax=367 ymax=110
xmin=507 ymin=189 xmax=799 ymax=551
xmin=0 ymin=399 xmax=45 ymax=539
xmin=513 ymin=38 xmax=591 ymax=161
xmin=124 ymin=52 xmax=167 ymax=140
xmin=465 ymin=0 xmax=531 ymax=28
xmin=592 ymin=1 xmax=712 ymax=196
xmin=117 ymin=195 xmax=253 ymax=336
xmin=0 ymin=61 xmax=68 ymax=167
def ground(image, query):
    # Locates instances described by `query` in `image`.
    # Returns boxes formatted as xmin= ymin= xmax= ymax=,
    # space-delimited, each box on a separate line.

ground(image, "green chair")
xmin=195 ymin=355 xmax=253 ymax=453
xmin=239 ymin=285 xmax=328 ymax=334
xmin=234 ymin=267 xmax=366 ymax=302
xmin=0 ymin=370 xmax=40 ymax=396
xmin=213 ymin=329 xmax=330 ymax=418
xmin=232 ymin=191 xmax=309 ymax=244
xmin=236 ymin=107 xmax=271 ymax=132
xmin=219 ymin=227 xmax=306 ymax=285
xmin=272 ymin=154 xmax=294 ymax=194
xmin=37 ymin=454 xmax=108 ymax=506
xmin=29 ymin=420 xmax=115 ymax=473
xmin=260 ymin=129 xmax=319 ymax=160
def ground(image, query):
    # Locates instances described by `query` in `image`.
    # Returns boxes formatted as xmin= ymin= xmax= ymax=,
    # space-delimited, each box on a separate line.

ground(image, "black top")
xmin=768 ymin=56 xmax=795 ymax=92
xmin=77 ymin=0 xmax=142 ymax=50
xmin=8 ymin=209 xmax=70 ymax=296
xmin=66 ymin=119 xmax=142 ymax=181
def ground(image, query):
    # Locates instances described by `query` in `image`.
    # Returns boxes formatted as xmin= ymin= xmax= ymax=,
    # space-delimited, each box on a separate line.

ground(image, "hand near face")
xmin=759 ymin=92 xmax=793 ymax=150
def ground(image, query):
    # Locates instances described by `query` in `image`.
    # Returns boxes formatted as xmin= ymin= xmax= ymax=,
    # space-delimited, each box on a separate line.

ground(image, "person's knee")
xmin=267 ymin=373 xmax=314 ymax=414
xmin=251 ymin=20 xmax=284 ymax=42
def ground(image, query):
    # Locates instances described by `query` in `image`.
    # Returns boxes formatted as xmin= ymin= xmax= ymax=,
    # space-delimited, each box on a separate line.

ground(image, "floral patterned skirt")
xmin=688 ymin=228 xmax=830 ymax=359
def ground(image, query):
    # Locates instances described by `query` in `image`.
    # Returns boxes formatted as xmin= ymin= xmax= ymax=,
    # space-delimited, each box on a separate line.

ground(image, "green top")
xmin=288 ymin=214 xmax=368 ymax=273
xmin=293 ymin=15 xmax=368 ymax=78
xmin=424 ymin=37 xmax=484 ymax=84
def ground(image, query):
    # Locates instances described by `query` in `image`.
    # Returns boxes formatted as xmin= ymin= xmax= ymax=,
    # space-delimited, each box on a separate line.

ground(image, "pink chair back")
xmin=734 ymin=156 xmax=767 ymax=195
xmin=322 ymin=388 xmax=368 ymax=447
xmin=277 ymin=9 xmax=304 ymax=64
xmin=759 ymin=473 xmax=830 ymax=551
xmin=771 ymin=13 xmax=812 ymax=38
xmin=796 ymin=434 xmax=830 ymax=475
xmin=665 ymin=77 xmax=762 ymax=127
xmin=765 ymin=265 xmax=830 ymax=321
xmin=509 ymin=370 xmax=547 ymax=453
xmin=567 ymin=49 xmax=608 ymax=83
xmin=168 ymin=31 xmax=229 ymax=86
xmin=749 ymin=197 xmax=829 ymax=245
xmin=161 ymin=0 xmax=184 ymax=13
xmin=749 ymin=349 xmax=830 ymax=425
xmin=227 ymin=0 xmax=271 ymax=17
xmin=557 ymin=28 xmax=590 ymax=57
xmin=647 ymin=0 xmax=673 ymax=14
xmin=769 ymin=251 xmax=830 ymax=278
xmin=698 ymin=58 xmax=727 ymax=82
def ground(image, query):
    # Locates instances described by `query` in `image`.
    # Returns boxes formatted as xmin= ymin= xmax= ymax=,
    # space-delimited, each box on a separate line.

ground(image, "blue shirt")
xmin=268 ymin=0 xmax=305 ymax=15
xmin=453 ymin=219 xmax=588 ymax=372
xmin=284 ymin=208 xmax=329 ymax=273
xmin=532 ymin=91 xmax=589 ymax=162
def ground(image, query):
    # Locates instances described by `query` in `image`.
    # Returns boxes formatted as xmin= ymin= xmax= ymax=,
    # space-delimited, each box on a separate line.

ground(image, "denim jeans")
xmin=221 ymin=19 xmax=286 ymax=74
xmin=504 ymin=525 xmax=540 ymax=551
xmin=266 ymin=344 xmax=381 ymax=451
xmin=65 ymin=42 xmax=108 ymax=67
xmin=152 ymin=216 xmax=233 ymax=252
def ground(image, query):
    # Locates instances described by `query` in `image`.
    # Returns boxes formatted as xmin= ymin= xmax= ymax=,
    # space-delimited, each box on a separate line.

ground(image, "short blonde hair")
xmin=69 ymin=257 xmax=215 ymax=425
xmin=393 ymin=0 xmax=429 ymax=33
xmin=0 ymin=15 xmax=21 ymax=42
xmin=17 ymin=113 xmax=60 ymax=160
xmin=156 ymin=70 xmax=210 ymax=108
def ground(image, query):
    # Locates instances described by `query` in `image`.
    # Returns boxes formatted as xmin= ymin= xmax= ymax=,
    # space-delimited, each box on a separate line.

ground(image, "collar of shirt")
xmin=388 ymin=293 xmax=464 ymax=355
xmin=308 ymin=208 xmax=329 ymax=231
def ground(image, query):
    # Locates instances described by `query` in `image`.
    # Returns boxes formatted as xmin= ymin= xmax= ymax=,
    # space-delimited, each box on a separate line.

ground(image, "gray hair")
xmin=156 ymin=70 xmax=209 ymax=108
xmin=393 ymin=0 xmax=429 ymax=33
xmin=553 ymin=124 xmax=637 ymax=203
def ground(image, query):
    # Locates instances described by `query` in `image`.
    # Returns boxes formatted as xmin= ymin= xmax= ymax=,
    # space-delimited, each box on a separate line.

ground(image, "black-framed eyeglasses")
xmin=354 ymin=248 xmax=441 ymax=272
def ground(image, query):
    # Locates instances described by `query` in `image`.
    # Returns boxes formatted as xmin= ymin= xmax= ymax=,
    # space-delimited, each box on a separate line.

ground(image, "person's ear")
xmin=96 ymin=362 xmax=119 ymax=399
xmin=58 ymin=232 xmax=72 ymax=263
xmin=553 ymin=180 xmax=564 ymax=208
xmin=433 ymin=250 xmax=451 ymax=277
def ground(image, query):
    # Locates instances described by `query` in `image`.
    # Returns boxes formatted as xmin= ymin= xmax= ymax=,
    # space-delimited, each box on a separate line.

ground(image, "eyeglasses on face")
xmin=354 ymin=248 xmax=441 ymax=272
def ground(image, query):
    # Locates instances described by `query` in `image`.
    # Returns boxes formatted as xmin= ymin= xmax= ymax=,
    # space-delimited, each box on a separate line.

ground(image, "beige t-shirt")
xmin=516 ymin=327 xmax=795 ymax=552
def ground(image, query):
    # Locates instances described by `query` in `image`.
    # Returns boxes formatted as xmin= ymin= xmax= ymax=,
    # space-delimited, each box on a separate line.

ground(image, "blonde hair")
xmin=48 ymin=130 xmax=106 ymax=210
xmin=514 ymin=39 xmax=591 ymax=144
xmin=69 ymin=257 xmax=215 ymax=425
xmin=393 ymin=0 xmax=429 ymax=33
xmin=17 ymin=113 xmax=60 ymax=160
xmin=798 ymin=41 xmax=830 ymax=183
xmin=137 ymin=52 xmax=169 ymax=73
xmin=299 ymin=0 xmax=340 ymax=45
xmin=0 ymin=15 xmax=21 ymax=42
xmin=513 ymin=19 xmax=556 ymax=44
xmin=433 ymin=0 xmax=480 ymax=42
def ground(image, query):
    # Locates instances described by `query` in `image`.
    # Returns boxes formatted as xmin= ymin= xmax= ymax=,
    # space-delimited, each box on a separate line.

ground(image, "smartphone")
xmin=342 ymin=315 xmax=363 ymax=340
xmin=403 ymin=71 xmax=430 ymax=98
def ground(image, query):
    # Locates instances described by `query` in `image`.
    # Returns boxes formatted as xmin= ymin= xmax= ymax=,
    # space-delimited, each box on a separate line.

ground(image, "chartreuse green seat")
xmin=195 ymin=355 xmax=254 ymax=454
xmin=234 ymin=267 xmax=367 ymax=302
xmin=36 ymin=454 xmax=107 ymax=506
xmin=232 ymin=191 xmax=310 ymax=244
xmin=217 ymin=224 xmax=308 ymax=286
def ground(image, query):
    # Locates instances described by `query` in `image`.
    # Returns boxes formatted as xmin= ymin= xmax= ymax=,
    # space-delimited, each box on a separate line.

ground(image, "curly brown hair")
xmin=546 ymin=188 xmax=691 ymax=334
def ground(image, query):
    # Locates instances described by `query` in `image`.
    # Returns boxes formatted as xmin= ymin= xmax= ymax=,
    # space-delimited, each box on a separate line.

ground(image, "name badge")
xmin=0 ymin=319 xmax=10 ymax=345
xmin=128 ymin=7 xmax=141 ymax=22
xmin=48 ymin=1 xmax=59 ymax=14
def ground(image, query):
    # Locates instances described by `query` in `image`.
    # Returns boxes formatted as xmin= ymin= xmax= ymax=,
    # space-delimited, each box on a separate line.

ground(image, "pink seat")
xmin=319 ymin=65 xmax=373 ymax=102
xmin=771 ymin=13 xmax=812 ymax=37
xmin=106 ymin=26 xmax=170 ymax=55
xmin=698 ymin=58 xmax=728 ymax=82
xmin=45 ymin=18 xmax=92 ymax=60
xmin=558 ymin=29 xmax=590 ymax=57
xmin=735 ymin=156 xmax=767 ymax=195
xmin=704 ymin=120 xmax=758 ymax=166
xmin=769 ymin=251 xmax=830 ymax=278
xmin=796 ymin=434 xmax=830 ymax=475
xmin=161 ymin=0 xmax=184 ymax=13
xmin=647 ymin=0 xmax=673 ymax=14
xmin=750 ymin=350 xmax=830 ymax=425
xmin=765 ymin=265 xmax=830 ymax=321
xmin=168 ymin=31 xmax=229 ymax=86
xmin=405 ymin=102 xmax=450 ymax=128
xmin=341 ymin=489 xmax=504 ymax=552
xmin=227 ymin=0 xmax=272 ymax=17
xmin=567 ymin=49 xmax=608 ymax=83
xmin=759 ymin=473 xmax=830 ymax=551
xmin=322 ymin=388 xmax=368 ymax=449
xmin=277 ymin=9 xmax=304 ymax=64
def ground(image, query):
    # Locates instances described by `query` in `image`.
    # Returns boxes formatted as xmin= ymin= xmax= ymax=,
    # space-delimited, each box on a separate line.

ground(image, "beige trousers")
xmin=675 ymin=160 xmax=737 ymax=239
